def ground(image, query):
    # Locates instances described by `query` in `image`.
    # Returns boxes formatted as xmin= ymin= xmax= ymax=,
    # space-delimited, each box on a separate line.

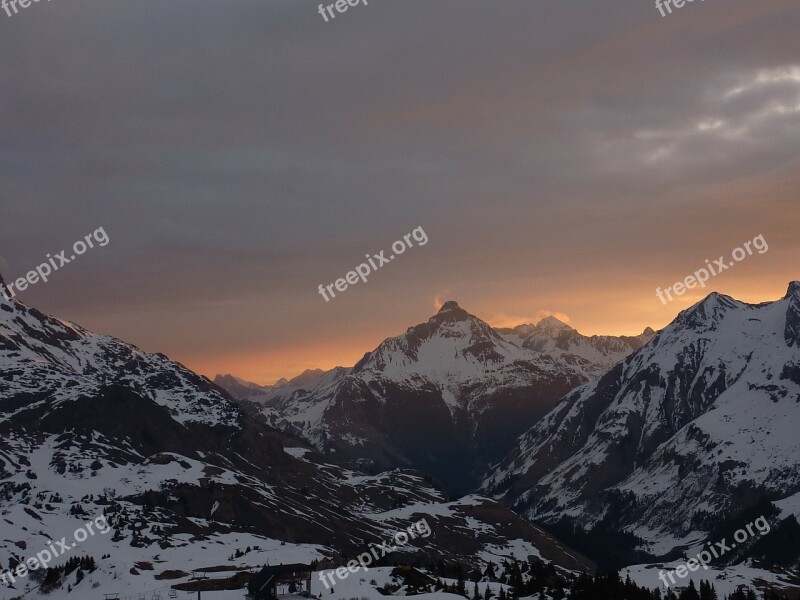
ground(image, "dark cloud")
xmin=1 ymin=0 xmax=799 ymax=381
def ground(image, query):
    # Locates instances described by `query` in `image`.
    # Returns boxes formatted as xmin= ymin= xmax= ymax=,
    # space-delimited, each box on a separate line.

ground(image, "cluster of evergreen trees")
xmin=408 ymin=558 xmax=791 ymax=600
xmin=32 ymin=555 xmax=98 ymax=593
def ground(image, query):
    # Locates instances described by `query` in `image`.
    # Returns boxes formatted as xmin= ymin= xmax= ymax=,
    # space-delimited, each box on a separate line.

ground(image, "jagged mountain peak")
xmin=355 ymin=301 xmax=512 ymax=378
xmin=387 ymin=301 xmax=499 ymax=346
xmin=300 ymin=368 xmax=325 ymax=375
xmin=215 ymin=373 xmax=263 ymax=388
xmin=675 ymin=290 xmax=742 ymax=330
xmin=213 ymin=373 xmax=270 ymax=399
xmin=267 ymin=369 xmax=329 ymax=390
xmin=437 ymin=299 xmax=464 ymax=314
xmin=696 ymin=289 xmax=738 ymax=307
xmin=667 ymin=284 xmax=800 ymax=337
xmin=534 ymin=315 xmax=575 ymax=334
xmin=430 ymin=300 xmax=478 ymax=327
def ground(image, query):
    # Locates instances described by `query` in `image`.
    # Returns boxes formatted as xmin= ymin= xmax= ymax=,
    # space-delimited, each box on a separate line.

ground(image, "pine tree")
xmin=458 ymin=570 xmax=467 ymax=597
xmin=700 ymin=581 xmax=713 ymax=600
xmin=729 ymin=587 xmax=747 ymax=600
xmin=680 ymin=580 xmax=701 ymax=600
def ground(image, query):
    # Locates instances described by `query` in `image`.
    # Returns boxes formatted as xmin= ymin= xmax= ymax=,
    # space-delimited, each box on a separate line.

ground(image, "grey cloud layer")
xmin=1 ymin=0 xmax=798 ymax=361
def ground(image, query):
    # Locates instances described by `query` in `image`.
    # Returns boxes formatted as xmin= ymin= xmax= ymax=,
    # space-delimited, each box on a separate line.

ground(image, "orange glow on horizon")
xmin=183 ymin=279 xmax=795 ymax=386
xmin=186 ymin=339 xmax=375 ymax=387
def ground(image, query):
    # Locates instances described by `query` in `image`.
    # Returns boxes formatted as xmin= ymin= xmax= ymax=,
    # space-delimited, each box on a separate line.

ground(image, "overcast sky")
xmin=1 ymin=0 xmax=799 ymax=383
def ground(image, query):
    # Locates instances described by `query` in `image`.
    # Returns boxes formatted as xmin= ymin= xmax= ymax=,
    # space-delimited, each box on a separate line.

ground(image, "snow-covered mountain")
xmin=497 ymin=318 xmax=654 ymax=378
xmin=230 ymin=301 xmax=652 ymax=494
xmin=0 ymin=281 xmax=593 ymax=599
xmin=484 ymin=282 xmax=800 ymax=564
xmin=213 ymin=373 xmax=270 ymax=399
xmin=213 ymin=369 xmax=330 ymax=400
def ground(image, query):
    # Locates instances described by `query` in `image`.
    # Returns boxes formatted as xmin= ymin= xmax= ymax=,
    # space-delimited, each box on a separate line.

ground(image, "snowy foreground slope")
xmin=485 ymin=283 xmax=800 ymax=562
xmin=0 ymin=286 xmax=592 ymax=599
xmin=224 ymin=302 xmax=651 ymax=494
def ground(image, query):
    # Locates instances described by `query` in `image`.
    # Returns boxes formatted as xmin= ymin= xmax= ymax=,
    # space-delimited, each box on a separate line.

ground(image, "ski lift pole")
xmin=190 ymin=574 xmax=208 ymax=600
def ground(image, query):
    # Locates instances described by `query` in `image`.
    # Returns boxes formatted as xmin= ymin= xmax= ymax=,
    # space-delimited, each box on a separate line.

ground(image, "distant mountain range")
xmin=0 ymin=277 xmax=593 ymax=598
xmin=217 ymin=302 xmax=653 ymax=494
xmin=214 ymin=369 xmax=330 ymax=399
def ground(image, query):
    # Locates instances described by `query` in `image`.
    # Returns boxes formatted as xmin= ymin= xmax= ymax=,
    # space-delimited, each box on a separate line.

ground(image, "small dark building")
xmin=245 ymin=564 xmax=313 ymax=600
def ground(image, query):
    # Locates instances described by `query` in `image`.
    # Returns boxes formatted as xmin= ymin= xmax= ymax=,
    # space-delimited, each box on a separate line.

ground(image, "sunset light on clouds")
xmin=1 ymin=0 xmax=798 ymax=385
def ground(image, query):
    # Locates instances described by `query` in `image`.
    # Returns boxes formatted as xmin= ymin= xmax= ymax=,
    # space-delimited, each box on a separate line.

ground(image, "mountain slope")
xmin=484 ymin=282 xmax=800 ymax=562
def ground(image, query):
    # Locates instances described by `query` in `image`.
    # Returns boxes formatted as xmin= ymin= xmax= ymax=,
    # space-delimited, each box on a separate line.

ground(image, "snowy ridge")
xmin=0 ymin=294 xmax=237 ymax=427
xmin=484 ymin=283 xmax=800 ymax=555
